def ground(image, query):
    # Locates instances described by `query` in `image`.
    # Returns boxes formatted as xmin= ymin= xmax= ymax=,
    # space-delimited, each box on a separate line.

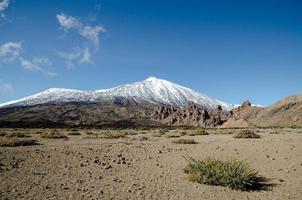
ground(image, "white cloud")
xmin=0 ymin=42 xmax=22 ymax=62
xmin=46 ymin=71 xmax=57 ymax=77
xmin=58 ymin=46 xmax=91 ymax=68
xmin=19 ymin=56 xmax=53 ymax=74
xmin=0 ymin=0 xmax=9 ymax=11
xmin=80 ymin=47 xmax=92 ymax=64
xmin=19 ymin=57 xmax=39 ymax=70
xmin=19 ymin=57 xmax=56 ymax=76
xmin=79 ymin=25 xmax=105 ymax=48
xmin=57 ymin=13 xmax=105 ymax=48
xmin=0 ymin=82 xmax=13 ymax=96
xmin=0 ymin=41 xmax=55 ymax=76
xmin=0 ymin=0 xmax=9 ymax=18
xmin=56 ymin=13 xmax=81 ymax=30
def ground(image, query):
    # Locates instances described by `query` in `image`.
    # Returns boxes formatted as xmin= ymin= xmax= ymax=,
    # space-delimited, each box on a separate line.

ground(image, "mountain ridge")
xmin=0 ymin=77 xmax=234 ymax=110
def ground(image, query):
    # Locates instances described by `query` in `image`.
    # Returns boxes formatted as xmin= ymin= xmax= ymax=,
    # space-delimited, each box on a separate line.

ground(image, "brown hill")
xmin=1 ymin=95 xmax=301 ymax=128
xmin=248 ymin=95 xmax=302 ymax=127
xmin=0 ymin=98 xmax=161 ymax=128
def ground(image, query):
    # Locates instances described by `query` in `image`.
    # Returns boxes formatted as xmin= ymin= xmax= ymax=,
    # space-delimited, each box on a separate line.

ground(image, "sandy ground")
xmin=0 ymin=128 xmax=302 ymax=200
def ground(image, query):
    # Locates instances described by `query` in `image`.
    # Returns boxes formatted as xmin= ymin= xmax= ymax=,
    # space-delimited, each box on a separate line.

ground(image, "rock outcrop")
xmin=153 ymin=101 xmax=232 ymax=127
xmin=221 ymin=100 xmax=263 ymax=128
xmin=231 ymin=100 xmax=262 ymax=120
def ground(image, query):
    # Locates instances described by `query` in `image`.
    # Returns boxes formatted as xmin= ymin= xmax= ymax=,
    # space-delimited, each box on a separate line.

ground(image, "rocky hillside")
xmin=0 ymin=99 xmax=234 ymax=128
xmin=221 ymin=95 xmax=302 ymax=128
xmin=153 ymin=101 xmax=231 ymax=127
xmin=0 ymin=98 xmax=160 ymax=128
xmin=0 ymin=91 xmax=301 ymax=128
xmin=221 ymin=101 xmax=262 ymax=128
xmin=248 ymin=95 xmax=302 ymax=127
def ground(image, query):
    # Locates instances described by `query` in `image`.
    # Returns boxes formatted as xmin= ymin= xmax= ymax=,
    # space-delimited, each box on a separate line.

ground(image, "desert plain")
xmin=0 ymin=127 xmax=302 ymax=200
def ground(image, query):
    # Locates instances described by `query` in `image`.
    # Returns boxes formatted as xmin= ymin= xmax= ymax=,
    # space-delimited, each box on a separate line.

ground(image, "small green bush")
xmin=152 ymin=129 xmax=168 ymax=137
xmin=0 ymin=138 xmax=38 ymax=147
xmin=121 ymin=140 xmax=132 ymax=145
xmin=172 ymin=139 xmax=196 ymax=144
xmin=68 ymin=131 xmax=81 ymax=135
xmin=233 ymin=130 xmax=260 ymax=139
xmin=135 ymin=127 xmax=151 ymax=131
xmin=5 ymin=132 xmax=31 ymax=138
xmin=124 ymin=130 xmax=138 ymax=135
xmin=158 ymin=128 xmax=169 ymax=135
xmin=152 ymin=132 xmax=163 ymax=137
xmin=187 ymin=128 xmax=208 ymax=136
xmin=33 ymin=130 xmax=44 ymax=134
xmin=41 ymin=131 xmax=68 ymax=139
xmin=184 ymin=157 xmax=261 ymax=190
xmin=85 ymin=131 xmax=94 ymax=135
xmin=101 ymin=131 xmax=127 ymax=139
xmin=137 ymin=135 xmax=148 ymax=141
xmin=165 ymin=131 xmax=185 ymax=138
xmin=270 ymin=129 xmax=280 ymax=134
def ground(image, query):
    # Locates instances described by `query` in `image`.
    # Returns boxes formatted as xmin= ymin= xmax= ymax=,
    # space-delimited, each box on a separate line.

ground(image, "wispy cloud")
xmin=0 ymin=41 xmax=55 ymax=76
xmin=58 ymin=46 xmax=92 ymax=68
xmin=0 ymin=41 xmax=22 ymax=62
xmin=57 ymin=13 xmax=105 ymax=48
xmin=80 ymin=47 xmax=92 ymax=64
xmin=0 ymin=0 xmax=9 ymax=18
xmin=19 ymin=57 xmax=51 ymax=71
xmin=79 ymin=25 xmax=105 ymax=49
xmin=0 ymin=82 xmax=13 ymax=96
xmin=57 ymin=13 xmax=81 ymax=30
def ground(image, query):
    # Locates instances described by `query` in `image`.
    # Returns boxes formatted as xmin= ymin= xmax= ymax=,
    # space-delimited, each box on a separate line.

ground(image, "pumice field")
xmin=1 ymin=127 xmax=301 ymax=200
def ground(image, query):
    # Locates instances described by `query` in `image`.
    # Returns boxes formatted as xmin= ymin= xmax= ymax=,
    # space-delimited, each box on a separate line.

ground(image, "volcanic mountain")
xmin=0 ymin=77 xmax=300 ymax=128
xmin=0 ymin=77 xmax=233 ymax=110
xmin=0 ymin=77 xmax=238 ymax=128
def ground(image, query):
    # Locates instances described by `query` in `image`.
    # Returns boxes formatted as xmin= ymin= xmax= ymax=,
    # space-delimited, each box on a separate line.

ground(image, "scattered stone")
xmin=104 ymin=165 xmax=112 ymax=170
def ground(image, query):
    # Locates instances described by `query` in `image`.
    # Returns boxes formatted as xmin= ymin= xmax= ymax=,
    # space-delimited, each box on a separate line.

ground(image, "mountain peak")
xmin=144 ymin=76 xmax=166 ymax=83
xmin=0 ymin=77 xmax=234 ymax=110
xmin=145 ymin=76 xmax=158 ymax=81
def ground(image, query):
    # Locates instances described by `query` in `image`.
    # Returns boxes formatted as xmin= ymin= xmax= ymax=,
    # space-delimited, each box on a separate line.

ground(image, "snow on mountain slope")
xmin=0 ymin=77 xmax=234 ymax=110
xmin=0 ymin=88 xmax=98 ymax=108
xmin=96 ymin=77 xmax=232 ymax=110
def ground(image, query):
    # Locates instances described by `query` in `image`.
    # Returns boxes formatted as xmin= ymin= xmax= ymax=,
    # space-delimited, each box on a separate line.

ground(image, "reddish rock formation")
xmin=231 ymin=100 xmax=260 ymax=120
xmin=152 ymin=99 xmax=267 ymax=127
xmin=153 ymin=101 xmax=231 ymax=127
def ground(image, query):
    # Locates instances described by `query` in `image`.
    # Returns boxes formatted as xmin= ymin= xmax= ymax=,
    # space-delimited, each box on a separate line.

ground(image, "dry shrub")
xmin=187 ymin=128 xmax=209 ymax=136
xmin=0 ymin=138 xmax=38 ymax=147
xmin=5 ymin=132 xmax=31 ymax=138
xmin=172 ymin=138 xmax=196 ymax=144
xmin=165 ymin=130 xmax=186 ymax=138
xmin=68 ymin=131 xmax=81 ymax=135
xmin=184 ymin=157 xmax=264 ymax=190
xmin=233 ymin=130 xmax=260 ymax=139
xmin=101 ymin=131 xmax=127 ymax=139
xmin=41 ymin=131 xmax=68 ymax=139
xmin=270 ymin=129 xmax=280 ymax=134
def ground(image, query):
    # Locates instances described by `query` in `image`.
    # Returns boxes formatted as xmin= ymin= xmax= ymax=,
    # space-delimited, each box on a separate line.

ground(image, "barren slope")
xmin=249 ymin=95 xmax=302 ymax=127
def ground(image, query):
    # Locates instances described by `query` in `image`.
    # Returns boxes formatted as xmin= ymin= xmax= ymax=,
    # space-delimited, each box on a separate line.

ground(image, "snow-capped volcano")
xmin=96 ymin=77 xmax=232 ymax=110
xmin=0 ymin=77 xmax=234 ymax=110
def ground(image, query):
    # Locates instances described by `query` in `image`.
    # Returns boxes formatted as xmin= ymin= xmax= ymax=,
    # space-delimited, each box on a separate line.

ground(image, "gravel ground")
xmin=0 ymin=128 xmax=302 ymax=200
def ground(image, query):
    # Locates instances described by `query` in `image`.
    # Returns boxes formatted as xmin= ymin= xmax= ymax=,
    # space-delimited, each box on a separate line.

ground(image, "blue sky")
xmin=0 ymin=0 xmax=301 ymax=106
